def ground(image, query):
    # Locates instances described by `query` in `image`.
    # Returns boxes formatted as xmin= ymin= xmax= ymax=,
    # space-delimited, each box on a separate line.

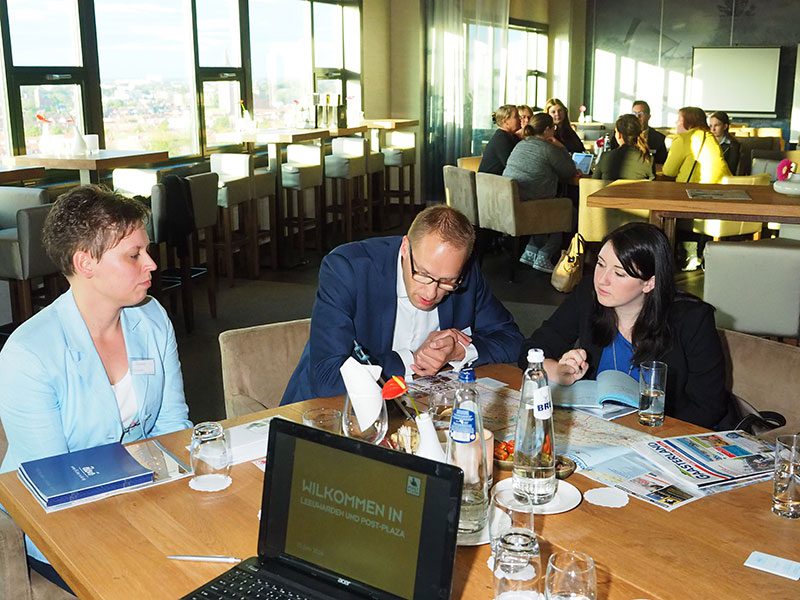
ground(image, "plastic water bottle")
xmin=446 ymin=368 xmax=489 ymax=537
xmin=513 ymin=349 xmax=557 ymax=505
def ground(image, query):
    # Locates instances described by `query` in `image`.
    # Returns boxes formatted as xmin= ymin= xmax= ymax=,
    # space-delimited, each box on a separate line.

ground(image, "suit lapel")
xmin=377 ymin=238 xmax=401 ymax=353
xmin=121 ymin=308 xmax=151 ymax=417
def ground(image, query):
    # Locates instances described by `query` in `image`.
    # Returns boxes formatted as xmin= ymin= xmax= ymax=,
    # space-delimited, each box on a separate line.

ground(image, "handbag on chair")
xmin=551 ymin=233 xmax=585 ymax=293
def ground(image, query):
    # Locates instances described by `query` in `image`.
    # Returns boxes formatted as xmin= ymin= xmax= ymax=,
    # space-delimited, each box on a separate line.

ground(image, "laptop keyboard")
xmin=185 ymin=568 xmax=313 ymax=600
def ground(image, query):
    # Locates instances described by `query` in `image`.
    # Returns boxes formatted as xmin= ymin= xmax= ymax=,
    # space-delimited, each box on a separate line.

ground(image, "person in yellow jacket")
xmin=662 ymin=106 xmax=731 ymax=183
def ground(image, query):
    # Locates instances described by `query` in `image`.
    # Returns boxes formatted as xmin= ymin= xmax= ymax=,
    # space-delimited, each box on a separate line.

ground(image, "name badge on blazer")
xmin=131 ymin=359 xmax=155 ymax=376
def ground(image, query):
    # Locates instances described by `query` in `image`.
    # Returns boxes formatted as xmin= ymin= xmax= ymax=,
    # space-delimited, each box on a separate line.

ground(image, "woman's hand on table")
xmin=544 ymin=349 xmax=589 ymax=385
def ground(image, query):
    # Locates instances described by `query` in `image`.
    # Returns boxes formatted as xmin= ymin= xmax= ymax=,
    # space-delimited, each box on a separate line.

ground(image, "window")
xmin=196 ymin=0 xmax=241 ymax=68
xmin=95 ymin=0 xmax=199 ymax=156
xmin=20 ymin=84 xmax=84 ymax=154
xmin=7 ymin=0 xmax=82 ymax=67
xmin=202 ymin=80 xmax=241 ymax=148
xmin=506 ymin=22 xmax=548 ymax=110
xmin=313 ymin=2 xmax=361 ymax=116
xmin=249 ymin=0 xmax=313 ymax=129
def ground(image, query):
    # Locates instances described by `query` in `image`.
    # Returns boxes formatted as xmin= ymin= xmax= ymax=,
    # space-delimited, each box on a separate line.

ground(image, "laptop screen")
xmin=260 ymin=419 xmax=462 ymax=600
xmin=572 ymin=152 xmax=594 ymax=174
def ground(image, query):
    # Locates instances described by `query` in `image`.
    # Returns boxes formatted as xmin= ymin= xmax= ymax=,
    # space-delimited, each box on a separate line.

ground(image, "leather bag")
xmin=551 ymin=233 xmax=585 ymax=293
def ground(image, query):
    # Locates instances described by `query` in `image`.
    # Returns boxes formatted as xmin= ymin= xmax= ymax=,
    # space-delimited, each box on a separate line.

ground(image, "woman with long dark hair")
xmin=593 ymin=114 xmax=654 ymax=181
xmin=518 ymin=222 xmax=734 ymax=429
xmin=708 ymin=111 xmax=741 ymax=175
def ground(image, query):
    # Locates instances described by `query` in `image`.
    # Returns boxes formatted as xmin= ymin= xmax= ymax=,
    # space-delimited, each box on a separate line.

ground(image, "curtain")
xmin=423 ymin=0 xmax=509 ymax=201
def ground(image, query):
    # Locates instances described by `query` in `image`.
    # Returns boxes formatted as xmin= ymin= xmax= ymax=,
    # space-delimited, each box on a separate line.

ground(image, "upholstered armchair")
xmin=443 ymin=166 xmax=478 ymax=226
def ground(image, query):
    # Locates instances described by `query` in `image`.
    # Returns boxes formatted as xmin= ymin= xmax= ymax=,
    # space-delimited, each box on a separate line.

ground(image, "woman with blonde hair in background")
xmin=478 ymin=104 xmax=521 ymax=175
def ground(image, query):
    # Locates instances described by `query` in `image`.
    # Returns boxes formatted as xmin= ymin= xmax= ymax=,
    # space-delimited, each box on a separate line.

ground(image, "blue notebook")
xmin=18 ymin=442 xmax=154 ymax=511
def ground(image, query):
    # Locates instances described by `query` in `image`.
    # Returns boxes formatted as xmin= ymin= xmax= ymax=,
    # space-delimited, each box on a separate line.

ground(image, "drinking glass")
xmin=342 ymin=394 xmax=388 ymax=444
xmin=489 ymin=487 xmax=537 ymax=557
xmin=772 ymin=434 xmax=800 ymax=519
xmin=189 ymin=422 xmax=232 ymax=492
xmin=302 ymin=407 xmax=342 ymax=434
xmin=638 ymin=361 xmax=667 ymax=427
xmin=545 ymin=551 xmax=597 ymax=600
xmin=493 ymin=530 xmax=542 ymax=599
xmin=428 ymin=388 xmax=455 ymax=431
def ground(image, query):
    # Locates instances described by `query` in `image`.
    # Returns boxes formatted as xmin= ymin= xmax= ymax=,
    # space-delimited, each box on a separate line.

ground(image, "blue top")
xmin=597 ymin=331 xmax=640 ymax=382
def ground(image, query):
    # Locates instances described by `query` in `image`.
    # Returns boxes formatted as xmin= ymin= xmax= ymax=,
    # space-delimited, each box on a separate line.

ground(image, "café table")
xmin=0 ymin=364 xmax=797 ymax=599
xmin=15 ymin=149 xmax=169 ymax=186
xmin=0 ymin=165 xmax=46 ymax=184
xmin=587 ymin=180 xmax=800 ymax=244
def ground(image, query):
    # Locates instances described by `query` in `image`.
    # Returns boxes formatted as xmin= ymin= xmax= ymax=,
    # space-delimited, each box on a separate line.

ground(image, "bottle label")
xmin=449 ymin=407 xmax=477 ymax=443
xmin=532 ymin=387 xmax=553 ymax=419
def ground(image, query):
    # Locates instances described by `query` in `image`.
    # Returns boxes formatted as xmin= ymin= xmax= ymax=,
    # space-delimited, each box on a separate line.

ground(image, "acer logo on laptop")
xmin=337 ymin=578 xmax=352 ymax=587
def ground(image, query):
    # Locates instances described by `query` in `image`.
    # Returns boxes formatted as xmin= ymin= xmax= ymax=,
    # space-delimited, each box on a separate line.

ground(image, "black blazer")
xmin=719 ymin=135 xmax=741 ymax=175
xmin=519 ymin=279 xmax=735 ymax=429
xmin=478 ymin=129 xmax=519 ymax=175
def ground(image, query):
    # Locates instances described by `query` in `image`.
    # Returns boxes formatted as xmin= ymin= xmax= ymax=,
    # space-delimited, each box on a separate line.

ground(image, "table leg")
xmin=79 ymin=170 xmax=92 ymax=185
xmin=650 ymin=211 xmax=676 ymax=245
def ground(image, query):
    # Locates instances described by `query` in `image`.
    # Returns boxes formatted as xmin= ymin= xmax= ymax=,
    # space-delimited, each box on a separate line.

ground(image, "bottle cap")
xmin=527 ymin=348 xmax=545 ymax=363
xmin=458 ymin=367 xmax=476 ymax=383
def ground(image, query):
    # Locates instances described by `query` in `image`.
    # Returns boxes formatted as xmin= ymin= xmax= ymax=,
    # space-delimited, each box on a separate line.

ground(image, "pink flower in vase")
xmin=776 ymin=158 xmax=796 ymax=182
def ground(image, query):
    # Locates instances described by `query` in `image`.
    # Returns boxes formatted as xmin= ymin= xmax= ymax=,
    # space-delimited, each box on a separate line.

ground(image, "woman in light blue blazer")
xmin=0 ymin=185 xmax=192 ymax=588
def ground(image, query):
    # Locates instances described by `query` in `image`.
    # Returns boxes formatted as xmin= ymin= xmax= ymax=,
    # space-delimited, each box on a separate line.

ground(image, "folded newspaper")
xmin=631 ymin=430 xmax=775 ymax=491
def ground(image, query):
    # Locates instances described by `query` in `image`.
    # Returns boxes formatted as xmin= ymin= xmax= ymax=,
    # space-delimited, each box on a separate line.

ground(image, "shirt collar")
xmin=396 ymin=249 xmax=408 ymax=299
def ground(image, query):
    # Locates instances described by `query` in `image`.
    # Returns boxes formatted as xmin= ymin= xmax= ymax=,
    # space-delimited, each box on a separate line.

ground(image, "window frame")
xmin=507 ymin=18 xmax=548 ymax=111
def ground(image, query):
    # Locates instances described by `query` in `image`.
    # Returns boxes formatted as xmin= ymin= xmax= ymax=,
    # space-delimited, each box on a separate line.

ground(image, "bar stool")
xmin=324 ymin=136 xmax=367 ymax=243
xmin=253 ymin=166 xmax=278 ymax=270
xmin=281 ymin=143 xmax=324 ymax=261
xmin=382 ymin=130 xmax=416 ymax=226
xmin=367 ymin=149 xmax=387 ymax=231
xmin=210 ymin=154 xmax=258 ymax=286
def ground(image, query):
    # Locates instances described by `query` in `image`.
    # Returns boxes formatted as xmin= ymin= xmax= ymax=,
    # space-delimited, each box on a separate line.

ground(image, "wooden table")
xmin=0 ymin=165 xmax=45 ymax=184
xmin=587 ymin=180 xmax=800 ymax=243
xmin=15 ymin=150 xmax=169 ymax=186
xmin=1 ymin=364 xmax=797 ymax=599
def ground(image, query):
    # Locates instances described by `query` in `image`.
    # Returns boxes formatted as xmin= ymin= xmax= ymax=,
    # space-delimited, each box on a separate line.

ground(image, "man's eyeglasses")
xmin=633 ymin=111 xmax=648 ymax=117
xmin=406 ymin=244 xmax=462 ymax=291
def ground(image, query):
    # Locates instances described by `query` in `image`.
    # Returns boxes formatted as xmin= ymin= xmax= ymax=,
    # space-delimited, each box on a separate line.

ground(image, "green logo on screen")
xmin=406 ymin=476 xmax=421 ymax=497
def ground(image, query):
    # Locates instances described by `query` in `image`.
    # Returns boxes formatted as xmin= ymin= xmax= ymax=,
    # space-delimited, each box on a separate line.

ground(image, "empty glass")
xmin=189 ymin=422 xmax=232 ymax=492
xmin=342 ymin=394 xmax=388 ymax=444
xmin=493 ymin=530 xmax=542 ymax=599
xmin=544 ymin=551 xmax=597 ymax=600
xmin=302 ymin=407 xmax=343 ymax=434
xmin=489 ymin=487 xmax=538 ymax=558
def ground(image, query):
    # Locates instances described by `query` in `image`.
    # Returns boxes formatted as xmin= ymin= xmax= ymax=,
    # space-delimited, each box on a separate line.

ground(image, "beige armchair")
xmin=219 ymin=318 xmax=311 ymax=417
xmin=577 ymin=178 xmax=648 ymax=242
xmin=0 ymin=423 xmax=75 ymax=599
xmin=456 ymin=156 xmax=482 ymax=172
xmin=443 ymin=166 xmax=478 ymax=226
xmin=719 ymin=329 xmax=800 ymax=441
xmin=704 ymin=230 xmax=800 ymax=339
xmin=475 ymin=172 xmax=572 ymax=280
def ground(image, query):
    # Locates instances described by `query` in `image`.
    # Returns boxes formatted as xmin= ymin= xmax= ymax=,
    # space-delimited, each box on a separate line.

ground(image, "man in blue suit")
xmin=282 ymin=205 xmax=523 ymax=404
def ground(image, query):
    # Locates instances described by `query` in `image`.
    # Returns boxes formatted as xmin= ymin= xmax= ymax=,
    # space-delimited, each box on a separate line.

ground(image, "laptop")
xmin=571 ymin=152 xmax=594 ymax=175
xmin=182 ymin=418 xmax=463 ymax=600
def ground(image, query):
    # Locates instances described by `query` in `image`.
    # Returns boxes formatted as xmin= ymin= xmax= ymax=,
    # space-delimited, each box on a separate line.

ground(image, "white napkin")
xmin=340 ymin=357 xmax=383 ymax=431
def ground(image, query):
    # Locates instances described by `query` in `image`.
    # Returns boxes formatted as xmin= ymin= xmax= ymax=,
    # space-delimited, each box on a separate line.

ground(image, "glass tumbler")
xmin=545 ymin=550 xmax=597 ymax=600
xmin=493 ymin=530 xmax=542 ymax=599
xmin=189 ymin=422 xmax=232 ymax=492
xmin=489 ymin=487 xmax=537 ymax=558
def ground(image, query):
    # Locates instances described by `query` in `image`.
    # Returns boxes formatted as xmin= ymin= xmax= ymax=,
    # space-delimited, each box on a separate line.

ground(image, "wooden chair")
xmin=219 ymin=318 xmax=311 ymax=417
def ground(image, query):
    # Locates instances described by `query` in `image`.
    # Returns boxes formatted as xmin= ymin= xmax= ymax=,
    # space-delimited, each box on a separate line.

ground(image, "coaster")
xmin=492 ymin=478 xmax=582 ymax=515
xmin=584 ymin=487 xmax=629 ymax=508
xmin=189 ymin=473 xmax=232 ymax=492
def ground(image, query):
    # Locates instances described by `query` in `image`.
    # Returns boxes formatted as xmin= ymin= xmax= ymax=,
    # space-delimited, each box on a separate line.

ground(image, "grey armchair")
xmin=0 ymin=188 xmax=58 ymax=323
xmin=443 ymin=166 xmax=478 ymax=226
xmin=475 ymin=172 xmax=572 ymax=280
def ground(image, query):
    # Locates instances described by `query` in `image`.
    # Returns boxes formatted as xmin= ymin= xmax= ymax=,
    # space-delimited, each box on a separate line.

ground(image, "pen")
xmin=167 ymin=554 xmax=242 ymax=564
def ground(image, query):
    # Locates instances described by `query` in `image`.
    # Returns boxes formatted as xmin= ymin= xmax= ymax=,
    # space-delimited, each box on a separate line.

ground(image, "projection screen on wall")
xmin=690 ymin=47 xmax=780 ymax=114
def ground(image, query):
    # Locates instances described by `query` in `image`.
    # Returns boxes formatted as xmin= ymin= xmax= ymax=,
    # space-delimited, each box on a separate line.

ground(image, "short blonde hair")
xmin=407 ymin=205 xmax=475 ymax=256
xmin=493 ymin=104 xmax=518 ymax=128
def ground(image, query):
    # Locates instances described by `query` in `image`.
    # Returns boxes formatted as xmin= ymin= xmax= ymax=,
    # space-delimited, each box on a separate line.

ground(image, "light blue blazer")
xmin=0 ymin=289 xmax=191 ymax=472
xmin=0 ymin=290 xmax=191 ymax=562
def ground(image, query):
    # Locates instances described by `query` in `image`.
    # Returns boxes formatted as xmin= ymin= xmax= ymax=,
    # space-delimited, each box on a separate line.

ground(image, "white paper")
xmin=340 ymin=357 xmax=383 ymax=431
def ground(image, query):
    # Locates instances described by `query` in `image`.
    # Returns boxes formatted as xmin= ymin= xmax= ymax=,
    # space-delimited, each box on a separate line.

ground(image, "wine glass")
xmin=545 ymin=551 xmax=597 ymax=600
xmin=342 ymin=394 xmax=388 ymax=444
